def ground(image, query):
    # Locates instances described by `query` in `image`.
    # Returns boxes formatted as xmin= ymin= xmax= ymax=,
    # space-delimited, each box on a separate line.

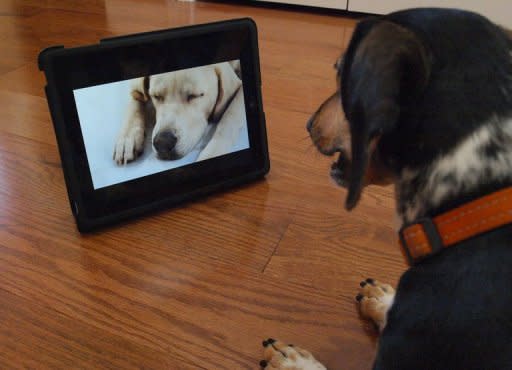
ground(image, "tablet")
xmin=39 ymin=18 xmax=269 ymax=232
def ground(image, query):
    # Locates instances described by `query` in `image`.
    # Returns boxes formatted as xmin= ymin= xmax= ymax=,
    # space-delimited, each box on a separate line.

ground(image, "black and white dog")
xmin=260 ymin=8 xmax=512 ymax=370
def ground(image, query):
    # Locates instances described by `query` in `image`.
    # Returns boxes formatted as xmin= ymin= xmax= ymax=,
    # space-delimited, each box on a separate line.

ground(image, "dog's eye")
xmin=186 ymin=93 xmax=204 ymax=103
xmin=152 ymin=94 xmax=164 ymax=102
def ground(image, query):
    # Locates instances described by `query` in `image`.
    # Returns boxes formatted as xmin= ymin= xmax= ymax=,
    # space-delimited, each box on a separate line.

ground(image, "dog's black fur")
xmin=338 ymin=8 xmax=512 ymax=370
xmin=341 ymin=8 xmax=512 ymax=210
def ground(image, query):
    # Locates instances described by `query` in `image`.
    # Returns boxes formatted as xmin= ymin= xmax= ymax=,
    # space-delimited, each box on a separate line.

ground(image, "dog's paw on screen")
xmin=260 ymin=339 xmax=327 ymax=370
xmin=356 ymin=278 xmax=395 ymax=331
xmin=113 ymin=125 xmax=145 ymax=165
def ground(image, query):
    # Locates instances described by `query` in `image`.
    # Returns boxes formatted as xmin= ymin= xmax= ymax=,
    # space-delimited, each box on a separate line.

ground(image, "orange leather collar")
xmin=399 ymin=187 xmax=512 ymax=265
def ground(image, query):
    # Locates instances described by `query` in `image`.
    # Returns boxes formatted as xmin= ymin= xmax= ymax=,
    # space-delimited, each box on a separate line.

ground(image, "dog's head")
xmin=308 ymin=19 xmax=431 ymax=210
xmin=132 ymin=62 xmax=241 ymax=160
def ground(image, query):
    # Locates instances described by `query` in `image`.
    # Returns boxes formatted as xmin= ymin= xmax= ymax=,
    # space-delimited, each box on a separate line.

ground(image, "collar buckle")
xmin=399 ymin=217 xmax=444 ymax=265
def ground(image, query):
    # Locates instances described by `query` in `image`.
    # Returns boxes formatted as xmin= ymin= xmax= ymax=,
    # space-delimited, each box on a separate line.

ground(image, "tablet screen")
xmin=73 ymin=60 xmax=249 ymax=189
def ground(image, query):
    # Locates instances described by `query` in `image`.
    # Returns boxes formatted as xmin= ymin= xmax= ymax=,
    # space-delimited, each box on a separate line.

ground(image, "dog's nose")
xmin=153 ymin=131 xmax=177 ymax=154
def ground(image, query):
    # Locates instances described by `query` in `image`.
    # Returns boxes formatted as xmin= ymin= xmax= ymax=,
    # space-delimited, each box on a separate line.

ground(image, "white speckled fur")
xmin=398 ymin=117 xmax=512 ymax=224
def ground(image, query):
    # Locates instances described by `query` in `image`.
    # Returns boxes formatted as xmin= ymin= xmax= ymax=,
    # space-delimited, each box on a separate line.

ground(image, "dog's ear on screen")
xmin=130 ymin=76 xmax=150 ymax=102
xmin=341 ymin=20 xmax=431 ymax=210
xmin=211 ymin=63 xmax=242 ymax=122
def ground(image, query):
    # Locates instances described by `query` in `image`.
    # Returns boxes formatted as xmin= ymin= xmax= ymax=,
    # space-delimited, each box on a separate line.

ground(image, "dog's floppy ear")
xmin=130 ymin=76 xmax=150 ymax=102
xmin=341 ymin=20 xmax=430 ymax=210
xmin=211 ymin=63 xmax=242 ymax=122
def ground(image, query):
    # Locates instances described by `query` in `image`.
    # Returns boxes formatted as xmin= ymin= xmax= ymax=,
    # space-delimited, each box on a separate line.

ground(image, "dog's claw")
xmin=260 ymin=338 xmax=327 ymax=370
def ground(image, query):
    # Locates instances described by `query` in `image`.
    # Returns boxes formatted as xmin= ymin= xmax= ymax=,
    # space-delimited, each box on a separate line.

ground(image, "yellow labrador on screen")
xmin=113 ymin=61 xmax=242 ymax=164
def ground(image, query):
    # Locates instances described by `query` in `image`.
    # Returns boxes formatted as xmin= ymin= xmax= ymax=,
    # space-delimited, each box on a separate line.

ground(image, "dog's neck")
xmin=395 ymin=116 xmax=512 ymax=225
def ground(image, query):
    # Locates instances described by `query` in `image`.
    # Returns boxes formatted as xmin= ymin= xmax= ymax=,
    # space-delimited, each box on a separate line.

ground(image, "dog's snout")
xmin=153 ymin=131 xmax=178 ymax=158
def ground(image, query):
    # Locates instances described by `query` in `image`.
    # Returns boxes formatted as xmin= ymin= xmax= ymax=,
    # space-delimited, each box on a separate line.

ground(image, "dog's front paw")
xmin=356 ymin=278 xmax=395 ymax=330
xmin=260 ymin=338 xmax=327 ymax=370
xmin=113 ymin=126 xmax=145 ymax=165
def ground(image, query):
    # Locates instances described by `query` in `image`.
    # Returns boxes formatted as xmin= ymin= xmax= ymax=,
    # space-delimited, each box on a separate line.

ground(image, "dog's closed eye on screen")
xmin=113 ymin=61 xmax=242 ymax=164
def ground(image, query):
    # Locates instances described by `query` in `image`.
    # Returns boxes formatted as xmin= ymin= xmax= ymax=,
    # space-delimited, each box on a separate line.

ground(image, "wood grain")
xmin=0 ymin=1 xmax=406 ymax=369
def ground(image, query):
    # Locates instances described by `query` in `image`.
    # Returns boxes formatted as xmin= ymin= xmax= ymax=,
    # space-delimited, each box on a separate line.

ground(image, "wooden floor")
xmin=0 ymin=1 xmax=407 ymax=369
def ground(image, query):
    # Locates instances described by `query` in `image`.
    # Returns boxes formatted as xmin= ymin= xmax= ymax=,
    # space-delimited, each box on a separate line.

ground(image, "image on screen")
xmin=73 ymin=60 xmax=250 ymax=189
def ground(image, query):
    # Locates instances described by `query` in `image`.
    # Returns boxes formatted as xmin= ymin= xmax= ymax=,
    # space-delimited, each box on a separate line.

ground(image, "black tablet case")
xmin=39 ymin=19 xmax=269 ymax=232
